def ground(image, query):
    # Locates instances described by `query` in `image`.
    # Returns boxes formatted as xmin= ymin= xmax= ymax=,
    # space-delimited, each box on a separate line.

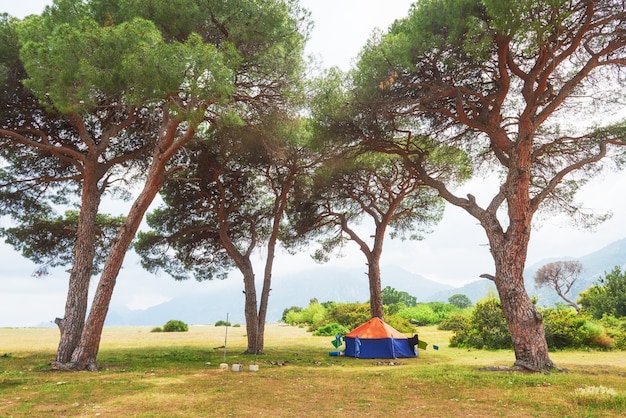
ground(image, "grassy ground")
xmin=1 ymin=324 xmax=625 ymax=417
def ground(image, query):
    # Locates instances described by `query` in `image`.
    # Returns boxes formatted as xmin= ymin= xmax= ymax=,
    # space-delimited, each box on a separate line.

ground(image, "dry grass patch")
xmin=1 ymin=325 xmax=625 ymax=417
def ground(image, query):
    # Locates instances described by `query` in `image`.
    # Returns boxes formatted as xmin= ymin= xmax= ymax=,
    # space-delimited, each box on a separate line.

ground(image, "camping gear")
xmin=343 ymin=317 xmax=417 ymax=359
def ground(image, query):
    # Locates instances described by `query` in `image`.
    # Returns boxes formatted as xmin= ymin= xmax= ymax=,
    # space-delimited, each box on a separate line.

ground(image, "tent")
xmin=343 ymin=317 xmax=417 ymax=359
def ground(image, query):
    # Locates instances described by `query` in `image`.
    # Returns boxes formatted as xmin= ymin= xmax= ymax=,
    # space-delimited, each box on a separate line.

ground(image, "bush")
xmin=448 ymin=297 xmax=512 ymax=349
xmin=312 ymin=322 xmax=349 ymax=337
xmin=438 ymin=312 xmax=469 ymax=331
xmin=397 ymin=302 xmax=462 ymax=326
xmin=214 ymin=320 xmax=231 ymax=327
xmin=150 ymin=327 xmax=163 ymax=333
xmin=162 ymin=319 xmax=189 ymax=332
xmin=322 ymin=302 xmax=371 ymax=331
xmin=284 ymin=301 xmax=326 ymax=326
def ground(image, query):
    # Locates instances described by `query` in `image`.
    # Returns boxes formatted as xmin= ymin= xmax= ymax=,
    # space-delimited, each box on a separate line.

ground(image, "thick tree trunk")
xmin=64 ymin=118 xmax=192 ymax=371
xmin=494 ymin=265 xmax=554 ymax=371
xmin=55 ymin=173 xmax=102 ymax=363
xmin=68 ymin=166 xmax=167 ymax=370
xmin=486 ymin=208 xmax=555 ymax=371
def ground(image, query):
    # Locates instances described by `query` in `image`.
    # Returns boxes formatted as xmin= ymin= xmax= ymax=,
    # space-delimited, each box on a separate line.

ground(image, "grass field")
xmin=1 ymin=324 xmax=625 ymax=417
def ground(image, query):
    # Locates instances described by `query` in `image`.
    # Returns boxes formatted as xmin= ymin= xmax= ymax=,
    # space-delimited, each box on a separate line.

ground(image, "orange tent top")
xmin=344 ymin=317 xmax=407 ymax=339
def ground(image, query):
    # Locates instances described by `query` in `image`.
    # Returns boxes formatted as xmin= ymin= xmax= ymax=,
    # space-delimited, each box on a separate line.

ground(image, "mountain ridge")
xmin=105 ymin=238 xmax=626 ymax=326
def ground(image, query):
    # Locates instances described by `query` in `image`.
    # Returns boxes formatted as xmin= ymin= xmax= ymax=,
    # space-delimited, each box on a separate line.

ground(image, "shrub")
xmin=397 ymin=302 xmax=462 ymax=326
xmin=214 ymin=320 xmax=231 ymax=327
xmin=448 ymin=297 xmax=512 ymax=349
xmin=542 ymin=308 xmax=613 ymax=350
xmin=438 ymin=312 xmax=469 ymax=331
xmin=162 ymin=319 xmax=189 ymax=332
xmin=384 ymin=314 xmax=416 ymax=333
xmin=150 ymin=327 xmax=163 ymax=333
xmin=284 ymin=301 xmax=326 ymax=326
xmin=322 ymin=302 xmax=371 ymax=331
xmin=312 ymin=322 xmax=349 ymax=337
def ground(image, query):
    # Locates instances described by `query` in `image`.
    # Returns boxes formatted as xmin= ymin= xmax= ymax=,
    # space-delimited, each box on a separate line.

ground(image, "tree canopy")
xmin=346 ymin=0 xmax=626 ymax=371
xmin=0 ymin=0 xmax=310 ymax=370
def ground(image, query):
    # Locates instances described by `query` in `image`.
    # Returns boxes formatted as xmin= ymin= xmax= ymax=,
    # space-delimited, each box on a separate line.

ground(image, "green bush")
xmin=397 ymin=302 xmax=462 ymax=325
xmin=600 ymin=314 xmax=626 ymax=350
xmin=448 ymin=297 xmax=512 ymax=349
xmin=438 ymin=312 xmax=469 ymax=331
xmin=214 ymin=320 xmax=231 ymax=326
xmin=150 ymin=327 xmax=163 ymax=333
xmin=322 ymin=302 xmax=371 ymax=331
xmin=284 ymin=301 xmax=326 ymax=326
xmin=383 ymin=314 xmax=416 ymax=333
xmin=312 ymin=322 xmax=349 ymax=336
xmin=162 ymin=319 xmax=189 ymax=332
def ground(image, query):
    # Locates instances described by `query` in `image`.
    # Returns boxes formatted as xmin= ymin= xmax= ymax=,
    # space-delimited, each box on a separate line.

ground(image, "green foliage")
xmin=599 ymin=314 xmax=626 ymax=350
xmin=448 ymin=297 xmax=512 ymax=350
xmin=312 ymin=322 xmax=349 ymax=337
xmin=0 ymin=210 xmax=126 ymax=276
xmin=578 ymin=266 xmax=626 ymax=319
xmin=162 ymin=320 xmax=189 ymax=333
xmin=382 ymin=286 xmax=417 ymax=307
xmin=214 ymin=320 xmax=231 ymax=327
xmin=448 ymin=294 xmax=472 ymax=309
xmin=150 ymin=327 xmax=163 ymax=333
xmin=397 ymin=302 xmax=462 ymax=325
xmin=284 ymin=301 xmax=326 ymax=326
xmin=445 ymin=301 xmax=622 ymax=351
xmin=542 ymin=308 xmax=612 ymax=350
xmin=322 ymin=302 xmax=371 ymax=331
xmin=281 ymin=306 xmax=302 ymax=322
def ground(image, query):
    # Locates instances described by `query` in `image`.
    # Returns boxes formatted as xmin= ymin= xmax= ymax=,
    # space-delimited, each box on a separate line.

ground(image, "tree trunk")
xmin=55 ymin=172 xmax=102 ymax=363
xmin=368 ymin=256 xmax=384 ymax=319
xmin=494 ymin=264 xmax=554 ymax=371
xmin=487 ymin=214 xmax=555 ymax=371
xmin=68 ymin=163 xmax=167 ymax=370
xmin=241 ymin=262 xmax=261 ymax=354
xmin=65 ymin=118 xmax=192 ymax=370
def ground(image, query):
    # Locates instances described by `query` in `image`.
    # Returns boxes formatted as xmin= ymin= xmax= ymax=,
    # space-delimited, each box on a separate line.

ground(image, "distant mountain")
xmin=524 ymin=237 xmax=626 ymax=307
xmin=105 ymin=265 xmax=453 ymax=326
xmin=104 ymin=238 xmax=626 ymax=326
xmin=424 ymin=279 xmax=497 ymax=304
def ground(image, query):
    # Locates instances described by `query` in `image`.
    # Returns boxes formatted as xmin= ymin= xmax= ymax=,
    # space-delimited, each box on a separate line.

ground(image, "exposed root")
xmin=50 ymin=361 xmax=99 ymax=372
xmin=480 ymin=362 xmax=566 ymax=374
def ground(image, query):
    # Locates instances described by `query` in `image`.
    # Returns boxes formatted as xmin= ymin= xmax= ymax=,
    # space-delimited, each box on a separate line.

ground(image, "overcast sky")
xmin=1 ymin=1 xmax=625 ymax=327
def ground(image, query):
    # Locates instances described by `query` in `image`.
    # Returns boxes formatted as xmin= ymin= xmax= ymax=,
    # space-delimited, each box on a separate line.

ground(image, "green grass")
xmin=1 ymin=325 xmax=625 ymax=417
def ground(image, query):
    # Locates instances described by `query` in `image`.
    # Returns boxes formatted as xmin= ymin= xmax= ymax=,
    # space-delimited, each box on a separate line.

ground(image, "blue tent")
xmin=343 ymin=317 xmax=417 ymax=359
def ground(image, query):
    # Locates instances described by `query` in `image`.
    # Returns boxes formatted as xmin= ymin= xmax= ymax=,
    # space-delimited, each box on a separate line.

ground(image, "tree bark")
xmin=493 ymin=256 xmax=555 ymax=371
xmin=64 ymin=117 xmax=193 ymax=370
xmin=241 ymin=262 xmax=262 ymax=355
xmin=368 ymin=256 xmax=384 ymax=319
xmin=485 ymin=181 xmax=555 ymax=371
xmin=55 ymin=171 xmax=102 ymax=363
xmin=69 ymin=163 xmax=167 ymax=370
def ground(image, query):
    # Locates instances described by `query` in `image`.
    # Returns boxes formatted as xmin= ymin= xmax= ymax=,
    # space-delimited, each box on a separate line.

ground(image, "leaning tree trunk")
xmin=68 ymin=166 xmax=167 ymax=370
xmin=55 ymin=172 xmax=102 ymax=363
xmin=66 ymin=118 xmax=193 ymax=370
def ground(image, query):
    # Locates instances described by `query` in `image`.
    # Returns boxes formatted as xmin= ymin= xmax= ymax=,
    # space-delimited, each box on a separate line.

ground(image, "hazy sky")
xmin=1 ymin=1 xmax=625 ymax=327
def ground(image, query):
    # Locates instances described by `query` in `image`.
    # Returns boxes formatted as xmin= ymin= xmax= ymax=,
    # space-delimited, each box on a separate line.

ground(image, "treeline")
xmin=285 ymin=267 xmax=626 ymax=351
xmin=443 ymin=266 xmax=625 ymax=351
xmin=281 ymin=286 xmax=472 ymax=336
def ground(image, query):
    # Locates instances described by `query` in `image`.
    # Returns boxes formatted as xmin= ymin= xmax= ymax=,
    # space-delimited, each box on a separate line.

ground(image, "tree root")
xmin=50 ymin=361 xmax=99 ymax=372
xmin=479 ymin=362 xmax=566 ymax=374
